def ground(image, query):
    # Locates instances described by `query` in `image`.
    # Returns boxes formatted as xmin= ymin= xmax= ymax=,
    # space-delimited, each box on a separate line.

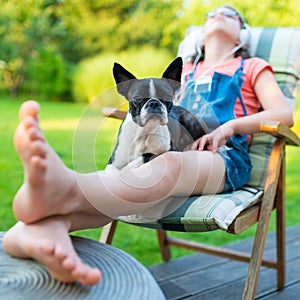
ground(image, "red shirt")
xmin=182 ymin=56 xmax=273 ymax=118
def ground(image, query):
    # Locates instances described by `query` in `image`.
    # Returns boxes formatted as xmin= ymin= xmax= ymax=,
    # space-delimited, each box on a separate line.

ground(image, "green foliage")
xmin=0 ymin=0 xmax=67 ymax=96
xmin=71 ymin=47 xmax=173 ymax=104
xmin=23 ymin=45 xmax=71 ymax=101
xmin=0 ymin=0 xmax=300 ymax=101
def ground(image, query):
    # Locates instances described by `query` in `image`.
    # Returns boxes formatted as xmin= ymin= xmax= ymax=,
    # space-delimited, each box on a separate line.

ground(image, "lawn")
xmin=0 ymin=95 xmax=299 ymax=266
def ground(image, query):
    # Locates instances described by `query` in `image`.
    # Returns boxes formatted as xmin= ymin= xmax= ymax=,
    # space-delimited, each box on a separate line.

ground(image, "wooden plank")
xmin=157 ymin=259 xmax=249 ymax=300
xmin=227 ymin=203 xmax=261 ymax=234
xmin=275 ymin=157 xmax=286 ymax=290
xmin=149 ymin=252 xmax=225 ymax=282
xmin=166 ymin=236 xmax=276 ymax=268
xmin=149 ymin=224 xmax=300 ymax=283
xmin=149 ymin=226 xmax=300 ymax=300
xmin=243 ymin=140 xmax=285 ymax=300
xmin=186 ymin=239 xmax=300 ymax=300
xmin=157 ymin=230 xmax=171 ymax=261
xmin=99 ymin=220 xmax=118 ymax=244
xmin=102 ymin=107 xmax=127 ymax=120
xmin=260 ymin=120 xmax=300 ymax=146
xmin=261 ymin=282 xmax=300 ymax=299
xmin=186 ymin=258 xmax=300 ymax=300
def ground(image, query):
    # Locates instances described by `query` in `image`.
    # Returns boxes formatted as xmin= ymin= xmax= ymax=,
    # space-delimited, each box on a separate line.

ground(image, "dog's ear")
xmin=113 ymin=63 xmax=136 ymax=97
xmin=162 ymin=57 xmax=183 ymax=83
xmin=113 ymin=63 xmax=136 ymax=83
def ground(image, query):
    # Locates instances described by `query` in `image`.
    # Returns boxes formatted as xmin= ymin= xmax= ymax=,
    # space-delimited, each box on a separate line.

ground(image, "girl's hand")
xmin=190 ymin=122 xmax=235 ymax=152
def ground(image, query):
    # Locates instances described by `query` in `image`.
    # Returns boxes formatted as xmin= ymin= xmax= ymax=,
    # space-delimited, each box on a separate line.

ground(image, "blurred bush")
xmin=22 ymin=46 xmax=71 ymax=101
xmin=71 ymin=46 xmax=173 ymax=106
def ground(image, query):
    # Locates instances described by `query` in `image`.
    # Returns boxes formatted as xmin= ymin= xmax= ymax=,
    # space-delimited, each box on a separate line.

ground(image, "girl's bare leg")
xmin=12 ymin=101 xmax=99 ymax=223
xmin=3 ymin=213 xmax=112 ymax=285
xmin=13 ymin=100 xmax=226 ymax=224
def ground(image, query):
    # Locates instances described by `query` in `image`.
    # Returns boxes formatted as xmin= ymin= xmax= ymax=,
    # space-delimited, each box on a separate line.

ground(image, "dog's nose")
xmin=145 ymin=99 xmax=162 ymax=113
xmin=146 ymin=99 xmax=160 ymax=109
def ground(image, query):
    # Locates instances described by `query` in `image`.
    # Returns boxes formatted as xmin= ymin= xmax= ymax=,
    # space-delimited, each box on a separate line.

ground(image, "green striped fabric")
xmin=119 ymin=187 xmax=263 ymax=232
xmin=118 ymin=27 xmax=300 ymax=232
xmin=251 ymin=27 xmax=300 ymax=106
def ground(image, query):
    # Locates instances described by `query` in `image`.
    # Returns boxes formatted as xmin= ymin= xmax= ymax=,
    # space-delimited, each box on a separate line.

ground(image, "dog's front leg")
xmin=122 ymin=156 xmax=144 ymax=170
xmin=105 ymin=164 xmax=121 ymax=173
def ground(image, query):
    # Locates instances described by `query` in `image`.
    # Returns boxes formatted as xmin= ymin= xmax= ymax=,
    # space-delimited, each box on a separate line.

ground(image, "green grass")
xmin=0 ymin=96 xmax=299 ymax=266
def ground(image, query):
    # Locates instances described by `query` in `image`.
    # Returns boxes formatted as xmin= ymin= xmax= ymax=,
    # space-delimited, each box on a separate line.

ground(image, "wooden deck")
xmin=148 ymin=224 xmax=300 ymax=299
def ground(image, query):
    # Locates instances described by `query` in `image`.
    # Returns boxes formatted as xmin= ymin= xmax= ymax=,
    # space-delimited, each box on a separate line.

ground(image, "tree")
xmin=0 ymin=0 xmax=299 ymax=101
xmin=0 ymin=0 xmax=67 ymax=97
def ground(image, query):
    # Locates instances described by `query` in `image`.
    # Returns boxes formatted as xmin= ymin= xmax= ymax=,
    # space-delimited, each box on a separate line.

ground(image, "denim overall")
xmin=178 ymin=59 xmax=252 ymax=192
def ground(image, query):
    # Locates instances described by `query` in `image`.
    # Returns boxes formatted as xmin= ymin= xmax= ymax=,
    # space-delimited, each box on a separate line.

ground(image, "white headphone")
xmin=239 ymin=23 xmax=252 ymax=50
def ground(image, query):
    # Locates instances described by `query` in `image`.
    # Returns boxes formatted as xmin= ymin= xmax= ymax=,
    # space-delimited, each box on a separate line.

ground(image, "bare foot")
xmin=3 ymin=217 xmax=102 ymax=286
xmin=13 ymin=101 xmax=96 ymax=223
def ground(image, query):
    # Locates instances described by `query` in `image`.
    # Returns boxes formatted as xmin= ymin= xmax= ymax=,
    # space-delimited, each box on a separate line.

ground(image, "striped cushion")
xmin=250 ymin=27 xmax=300 ymax=108
xmin=119 ymin=187 xmax=263 ymax=231
xmin=119 ymin=27 xmax=300 ymax=232
xmin=246 ymin=133 xmax=275 ymax=188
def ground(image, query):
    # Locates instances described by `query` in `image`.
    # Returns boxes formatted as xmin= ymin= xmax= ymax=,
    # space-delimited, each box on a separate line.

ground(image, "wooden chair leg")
xmin=99 ymin=220 xmax=118 ymax=244
xmin=242 ymin=140 xmax=284 ymax=300
xmin=157 ymin=229 xmax=171 ymax=262
xmin=276 ymin=155 xmax=286 ymax=290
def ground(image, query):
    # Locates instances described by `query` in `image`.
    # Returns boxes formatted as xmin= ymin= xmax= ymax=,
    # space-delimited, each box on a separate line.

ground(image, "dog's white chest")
xmin=135 ymin=122 xmax=170 ymax=155
xmin=110 ymin=114 xmax=170 ymax=170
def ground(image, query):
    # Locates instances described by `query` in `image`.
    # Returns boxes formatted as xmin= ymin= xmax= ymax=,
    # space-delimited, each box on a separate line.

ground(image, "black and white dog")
xmin=105 ymin=57 xmax=206 ymax=172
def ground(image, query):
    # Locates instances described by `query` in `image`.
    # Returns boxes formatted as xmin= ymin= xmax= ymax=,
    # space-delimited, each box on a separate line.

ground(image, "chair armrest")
xmin=102 ymin=107 xmax=127 ymax=120
xmin=260 ymin=121 xmax=300 ymax=146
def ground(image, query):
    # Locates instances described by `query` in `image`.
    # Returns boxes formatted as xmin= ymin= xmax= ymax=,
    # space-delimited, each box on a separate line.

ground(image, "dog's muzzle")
xmin=138 ymin=99 xmax=169 ymax=127
xmin=145 ymin=99 xmax=164 ymax=114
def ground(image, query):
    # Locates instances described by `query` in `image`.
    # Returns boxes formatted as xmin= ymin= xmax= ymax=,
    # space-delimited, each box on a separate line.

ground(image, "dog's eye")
xmin=164 ymin=96 xmax=173 ymax=101
xmin=166 ymin=101 xmax=173 ymax=111
xmin=129 ymin=99 xmax=139 ymax=110
xmin=160 ymin=99 xmax=173 ymax=112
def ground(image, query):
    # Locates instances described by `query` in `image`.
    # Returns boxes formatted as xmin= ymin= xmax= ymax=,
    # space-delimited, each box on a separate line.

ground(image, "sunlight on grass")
xmin=40 ymin=119 xmax=80 ymax=130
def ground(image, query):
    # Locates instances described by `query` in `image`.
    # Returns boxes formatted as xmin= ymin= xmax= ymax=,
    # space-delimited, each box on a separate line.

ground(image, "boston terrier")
xmin=105 ymin=57 xmax=206 ymax=172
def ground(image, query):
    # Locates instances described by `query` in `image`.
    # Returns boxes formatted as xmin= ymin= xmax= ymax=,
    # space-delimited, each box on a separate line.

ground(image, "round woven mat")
xmin=0 ymin=232 xmax=165 ymax=300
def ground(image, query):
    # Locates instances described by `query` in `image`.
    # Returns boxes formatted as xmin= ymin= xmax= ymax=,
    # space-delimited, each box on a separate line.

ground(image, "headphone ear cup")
xmin=239 ymin=23 xmax=251 ymax=49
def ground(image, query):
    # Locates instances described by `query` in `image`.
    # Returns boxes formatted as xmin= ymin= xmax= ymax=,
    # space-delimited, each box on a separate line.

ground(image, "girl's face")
xmin=203 ymin=7 xmax=242 ymax=45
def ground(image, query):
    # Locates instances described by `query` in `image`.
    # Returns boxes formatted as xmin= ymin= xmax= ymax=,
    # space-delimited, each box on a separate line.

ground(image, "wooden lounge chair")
xmin=100 ymin=27 xmax=300 ymax=300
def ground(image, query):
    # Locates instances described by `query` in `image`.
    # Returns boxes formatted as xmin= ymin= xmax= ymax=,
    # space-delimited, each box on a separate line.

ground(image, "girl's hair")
xmin=196 ymin=6 xmax=251 ymax=62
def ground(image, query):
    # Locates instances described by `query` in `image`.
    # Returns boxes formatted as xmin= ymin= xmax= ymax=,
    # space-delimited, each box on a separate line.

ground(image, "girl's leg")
xmin=13 ymin=101 xmax=105 ymax=223
xmin=13 ymin=101 xmax=225 ymax=224
xmin=3 ymin=212 xmax=112 ymax=285
xmin=79 ymin=150 xmax=225 ymax=218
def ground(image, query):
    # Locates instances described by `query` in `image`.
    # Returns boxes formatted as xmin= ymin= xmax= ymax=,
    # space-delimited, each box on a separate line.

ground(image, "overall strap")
xmin=235 ymin=59 xmax=248 ymax=117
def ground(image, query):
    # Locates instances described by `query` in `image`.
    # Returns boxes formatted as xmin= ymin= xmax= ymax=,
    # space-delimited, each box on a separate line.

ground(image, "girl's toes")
xmin=61 ymin=257 xmax=77 ymax=271
xmin=28 ymin=127 xmax=45 ymax=143
xmin=30 ymin=156 xmax=47 ymax=171
xmin=39 ymin=241 xmax=55 ymax=256
xmin=31 ymin=141 xmax=47 ymax=158
xmin=71 ymin=264 xmax=101 ymax=286
xmin=71 ymin=264 xmax=87 ymax=279
xmin=83 ymin=269 xmax=102 ymax=286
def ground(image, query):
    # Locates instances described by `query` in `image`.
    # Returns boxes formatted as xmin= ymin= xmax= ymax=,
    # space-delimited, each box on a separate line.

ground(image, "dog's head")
xmin=113 ymin=57 xmax=182 ymax=127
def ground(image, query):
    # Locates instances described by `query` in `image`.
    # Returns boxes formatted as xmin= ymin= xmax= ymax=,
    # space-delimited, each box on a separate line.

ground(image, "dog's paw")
xmin=123 ymin=157 xmax=144 ymax=170
xmin=105 ymin=164 xmax=120 ymax=174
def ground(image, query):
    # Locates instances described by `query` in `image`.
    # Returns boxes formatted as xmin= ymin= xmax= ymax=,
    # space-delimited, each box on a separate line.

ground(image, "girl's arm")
xmin=191 ymin=69 xmax=294 ymax=152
